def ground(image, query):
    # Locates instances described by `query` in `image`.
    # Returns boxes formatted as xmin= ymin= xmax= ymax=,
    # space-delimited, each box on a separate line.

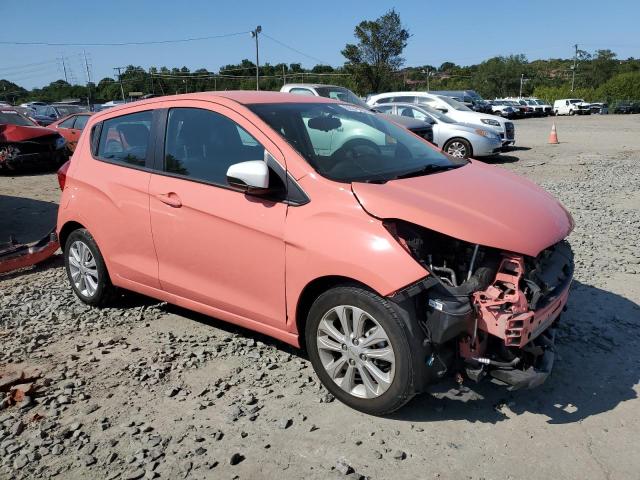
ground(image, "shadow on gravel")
xmin=162 ymin=304 xmax=305 ymax=359
xmin=485 ymin=154 xmax=520 ymax=164
xmin=0 ymin=194 xmax=59 ymax=244
xmin=393 ymin=280 xmax=640 ymax=424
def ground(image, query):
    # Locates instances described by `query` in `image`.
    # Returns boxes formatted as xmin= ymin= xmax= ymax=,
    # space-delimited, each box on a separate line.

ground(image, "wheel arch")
xmin=58 ymin=220 xmax=86 ymax=252
xmin=295 ymin=275 xmax=372 ymax=349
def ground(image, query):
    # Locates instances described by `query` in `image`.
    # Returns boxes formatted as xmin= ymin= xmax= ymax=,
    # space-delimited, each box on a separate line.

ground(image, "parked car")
xmin=280 ymin=84 xmax=433 ymax=143
xmin=367 ymin=92 xmax=515 ymax=146
xmin=56 ymin=91 xmax=574 ymax=414
xmin=532 ymin=99 xmax=553 ymax=116
xmin=502 ymin=98 xmax=543 ymax=117
xmin=48 ymin=112 xmax=93 ymax=151
xmin=553 ymin=99 xmax=591 ymax=116
xmin=613 ymin=102 xmax=633 ymax=114
xmin=33 ymin=104 xmax=86 ymax=126
xmin=589 ymin=103 xmax=609 ymax=114
xmin=486 ymin=100 xmax=517 ymax=119
xmin=0 ymin=108 xmax=68 ymax=171
xmin=374 ymin=103 xmax=502 ymax=158
xmin=428 ymin=91 xmax=492 ymax=113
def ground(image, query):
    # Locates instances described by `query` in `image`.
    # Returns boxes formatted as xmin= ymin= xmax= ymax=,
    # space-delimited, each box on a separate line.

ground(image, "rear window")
xmin=97 ymin=111 xmax=152 ymax=167
xmin=0 ymin=110 xmax=34 ymax=127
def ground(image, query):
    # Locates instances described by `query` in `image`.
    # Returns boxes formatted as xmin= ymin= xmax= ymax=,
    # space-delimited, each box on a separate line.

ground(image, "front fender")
xmin=284 ymin=174 xmax=426 ymax=333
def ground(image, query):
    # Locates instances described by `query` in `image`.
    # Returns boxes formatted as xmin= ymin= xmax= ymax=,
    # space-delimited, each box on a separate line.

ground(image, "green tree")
xmin=341 ymin=9 xmax=410 ymax=94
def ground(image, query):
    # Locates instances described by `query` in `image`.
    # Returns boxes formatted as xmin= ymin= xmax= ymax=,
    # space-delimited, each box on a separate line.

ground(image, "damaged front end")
xmin=0 ymin=134 xmax=68 ymax=172
xmin=387 ymin=220 xmax=573 ymax=391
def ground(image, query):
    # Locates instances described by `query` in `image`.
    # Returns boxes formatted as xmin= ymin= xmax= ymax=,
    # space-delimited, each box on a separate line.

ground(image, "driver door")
xmin=148 ymin=103 xmax=288 ymax=328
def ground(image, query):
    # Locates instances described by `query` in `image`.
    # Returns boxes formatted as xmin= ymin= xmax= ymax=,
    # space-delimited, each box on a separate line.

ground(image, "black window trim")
xmin=152 ymin=107 xmax=309 ymax=206
xmin=90 ymin=109 xmax=156 ymax=172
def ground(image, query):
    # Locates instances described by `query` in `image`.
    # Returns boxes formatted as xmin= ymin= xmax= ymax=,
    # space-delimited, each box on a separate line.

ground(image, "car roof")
xmin=96 ymin=91 xmax=338 ymax=114
xmin=283 ymin=83 xmax=343 ymax=89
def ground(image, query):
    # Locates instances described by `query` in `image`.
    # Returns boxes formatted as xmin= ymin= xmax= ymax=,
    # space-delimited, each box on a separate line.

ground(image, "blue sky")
xmin=1 ymin=0 xmax=639 ymax=89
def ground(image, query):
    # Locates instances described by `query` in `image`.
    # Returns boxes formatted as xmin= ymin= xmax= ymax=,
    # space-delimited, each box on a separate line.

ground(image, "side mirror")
xmin=49 ymin=113 xmax=57 ymax=118
xmin=436 ymin=107 xmax=448 ymax=113
xmin=226 ymin=160 xmax=270 ymax=194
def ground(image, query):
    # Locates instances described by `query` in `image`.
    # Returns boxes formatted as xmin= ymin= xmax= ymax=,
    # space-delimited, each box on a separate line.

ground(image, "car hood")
xmin=0 ymin=123 xmax=57 ymax=142
xmin=351 ymin=160 xmax=573 ymax=257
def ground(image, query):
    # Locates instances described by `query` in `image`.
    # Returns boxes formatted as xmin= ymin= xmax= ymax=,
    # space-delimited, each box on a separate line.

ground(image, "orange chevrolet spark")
xmin=57 ymin=92 xmax=574 ymax=414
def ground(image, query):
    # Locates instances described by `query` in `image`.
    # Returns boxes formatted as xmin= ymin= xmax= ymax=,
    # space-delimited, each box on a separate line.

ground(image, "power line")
xmin=0 ymin=59 xmax=59 ymax=72
xmin=0 ymin=31 xmax=250 ymax=47
xmin=261 ymin=33 xmax=329 ymax=65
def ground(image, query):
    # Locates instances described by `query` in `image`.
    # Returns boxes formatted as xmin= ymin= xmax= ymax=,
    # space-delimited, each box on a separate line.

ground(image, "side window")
xmin=408 ymin=107 xmax=429 ymax=122
xmin=73 ymin=115 xmax=89 ymax=131
xmin=289 ymin=88 xmax=315 ymax=96
xmin=375 ymin=105 xmax=394 ymax=114
xmin=164 ymin=108 xmax=265 ymax=186
xmin=59 ymin=116 xmax=76 ymax=128
xmin=416 ymin=97 xmax=434 ymax=105
xmin=392 ymin=96 xmax=416 ymax=103
xmin=565 ymin=100 xmax=569 ymax=106
xmin=97 ymin=111 xmax=151 ymax=167
xmin=374 ymin=97 xmax=392 ymax=105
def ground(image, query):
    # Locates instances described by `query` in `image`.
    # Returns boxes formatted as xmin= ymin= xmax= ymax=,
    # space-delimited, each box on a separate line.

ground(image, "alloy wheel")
xmin=446 ymin=141 xmax=467 ymax=157
xmin=316 ymin=305 xmax=396 ymax=399
xmin=68 ymin=240 xmax=99 ymax=297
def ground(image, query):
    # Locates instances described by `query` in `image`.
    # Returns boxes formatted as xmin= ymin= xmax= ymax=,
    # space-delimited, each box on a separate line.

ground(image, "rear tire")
xmin=305 ymin=285 xmax=416 ymax=415
xmin=64 ymin=229 xmax=115 ymax=307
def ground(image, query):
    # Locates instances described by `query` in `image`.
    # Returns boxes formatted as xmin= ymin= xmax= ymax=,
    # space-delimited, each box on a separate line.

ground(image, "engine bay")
xmin=386 ymin=219 xmax=574 ymax=390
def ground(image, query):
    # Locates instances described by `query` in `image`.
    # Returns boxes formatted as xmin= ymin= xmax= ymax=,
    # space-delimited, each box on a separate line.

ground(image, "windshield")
xmin=535 ymin=100 xmax=546 ymax=105
xmin=0 ymin=110 xmax=35 ymax=127
xmin=569 ymin=99 xmax=584 ymax=104
xmin=437 ymin=96 xmax=471 ymax=111
xmin=54 ymin=105 xmax=83 ymax=116
xmin=249 ymin=102 xmax=464 ymax=183
xmin=314 ymin=87 xmax=370 ymax=109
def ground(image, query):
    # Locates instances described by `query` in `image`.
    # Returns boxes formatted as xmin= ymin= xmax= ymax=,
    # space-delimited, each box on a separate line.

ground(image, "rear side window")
xmin=392 ymin=96 xmax=416 ymax=103
xmin=97 ymin=111 xmax=152 ymax=167
xmin=74 ymin=115 xmax=89 ymax=130
xmin=289 ymin=88 xmax=315 ymax=96
xmin=59 ymin=116 xmax=76 ymax=128
xmin=164 ymin=108 xmax=265 ymax=186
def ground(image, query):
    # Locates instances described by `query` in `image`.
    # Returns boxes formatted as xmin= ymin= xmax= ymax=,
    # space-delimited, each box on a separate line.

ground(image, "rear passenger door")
xmin=148 ymin=103 xmax=288 ymax=329
xmin=80 ymin=109 xmax=160 ymax=289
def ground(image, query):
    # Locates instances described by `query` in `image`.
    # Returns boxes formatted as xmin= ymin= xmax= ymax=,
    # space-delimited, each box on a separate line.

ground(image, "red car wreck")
xmin=0 ymin=108 xmax=69 ymax=172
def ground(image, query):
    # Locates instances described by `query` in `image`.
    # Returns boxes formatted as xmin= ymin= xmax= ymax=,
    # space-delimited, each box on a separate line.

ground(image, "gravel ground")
xmin=1 ymin=114 xmax=639 ymax=480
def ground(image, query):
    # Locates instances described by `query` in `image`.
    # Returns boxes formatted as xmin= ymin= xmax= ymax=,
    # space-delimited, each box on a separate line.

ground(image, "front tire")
xmin=64 ymin=229 xmax=115 ymax=307
xmin=305 ymin=285 xmax=416 ymax=415
xmin=443 ymin=138 xmax=472 ymax=158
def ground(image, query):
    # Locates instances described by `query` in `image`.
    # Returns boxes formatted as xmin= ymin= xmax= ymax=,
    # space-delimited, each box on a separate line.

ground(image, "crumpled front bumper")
xmin=489 ymin=328 xmax=557 ymax=390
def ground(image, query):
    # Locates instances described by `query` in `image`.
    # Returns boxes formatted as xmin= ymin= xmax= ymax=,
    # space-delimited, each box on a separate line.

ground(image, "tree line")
xmin=2 ymin=10 xmax=640 ymax=105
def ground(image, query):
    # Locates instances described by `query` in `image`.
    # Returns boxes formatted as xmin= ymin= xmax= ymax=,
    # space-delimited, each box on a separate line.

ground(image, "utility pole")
xmin=60 ymin=56 xmax=68 ymax=83
xmin=83 ymin=50 xmax=92 ymax=109
xmin=251 ymin=26 xmax=262 ymax=91
xmin=519 ymin=73 xmax=524 ymax=98
xmin=282 ymin=64 xmax=286 ymax=85
xmin=571 ymin=43 xmax=578 ymax=92
xmin=113 ymin=67 xmax=125 ymax=101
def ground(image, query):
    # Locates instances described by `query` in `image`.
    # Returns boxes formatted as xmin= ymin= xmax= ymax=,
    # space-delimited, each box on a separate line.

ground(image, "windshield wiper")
xmin=394 ymin=164 xmax=461 ymax=180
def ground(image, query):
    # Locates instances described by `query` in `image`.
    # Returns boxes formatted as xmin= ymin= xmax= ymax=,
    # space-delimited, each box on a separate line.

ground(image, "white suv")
xmin=367 ymin=92 xmax=515 ymax=146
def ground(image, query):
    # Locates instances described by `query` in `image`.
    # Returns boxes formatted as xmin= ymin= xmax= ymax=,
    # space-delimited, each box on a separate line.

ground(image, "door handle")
xmin=155 ymin=192 xmax=182 ymax=208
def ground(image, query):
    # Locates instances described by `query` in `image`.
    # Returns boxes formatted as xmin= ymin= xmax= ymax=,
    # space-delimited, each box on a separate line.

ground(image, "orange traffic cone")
xmin=548 ymin=123 xmax=559 ymax=144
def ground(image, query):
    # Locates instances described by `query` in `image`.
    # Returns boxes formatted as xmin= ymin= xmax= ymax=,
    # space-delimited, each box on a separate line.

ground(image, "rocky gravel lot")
xmin=1 ymin=114 xmax=639 ymax=480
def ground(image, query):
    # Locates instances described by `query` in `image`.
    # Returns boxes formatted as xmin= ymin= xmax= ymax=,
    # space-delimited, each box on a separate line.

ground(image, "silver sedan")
xmin=374 ymin=103 xmax=503 ymax=158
